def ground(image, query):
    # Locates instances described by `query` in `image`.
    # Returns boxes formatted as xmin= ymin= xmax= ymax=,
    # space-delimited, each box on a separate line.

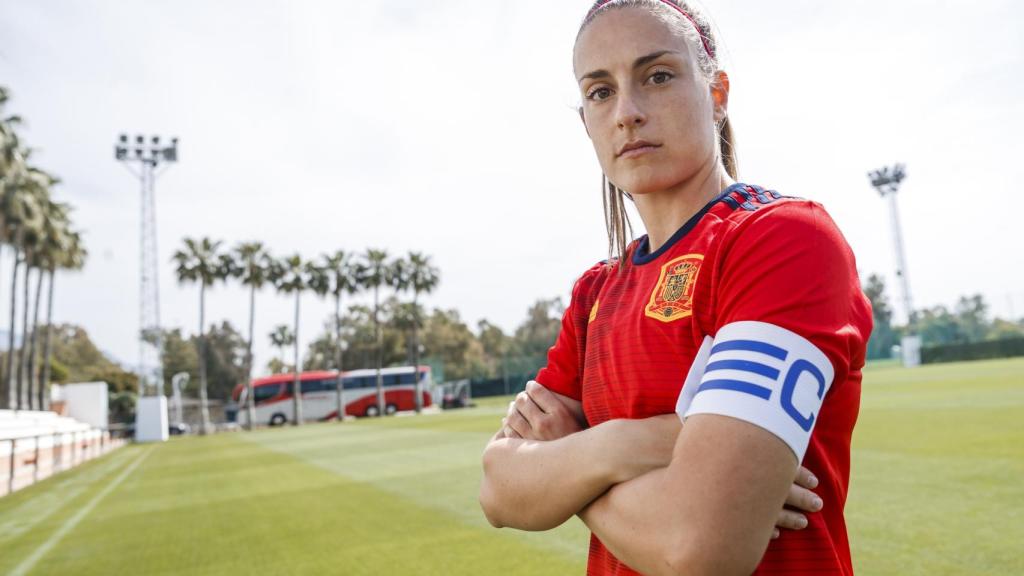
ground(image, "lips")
xmin=617 ymin=140 xmax=661 ymax=158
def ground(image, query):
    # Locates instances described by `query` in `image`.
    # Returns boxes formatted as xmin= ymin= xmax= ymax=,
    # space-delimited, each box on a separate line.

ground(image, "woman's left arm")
xmin=579 ymin=414 xmax=797 ymax=576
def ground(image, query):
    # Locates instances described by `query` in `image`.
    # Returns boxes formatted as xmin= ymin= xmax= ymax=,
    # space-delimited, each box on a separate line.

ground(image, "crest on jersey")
xmin=645 ymin=254 xmax=703 ymax=322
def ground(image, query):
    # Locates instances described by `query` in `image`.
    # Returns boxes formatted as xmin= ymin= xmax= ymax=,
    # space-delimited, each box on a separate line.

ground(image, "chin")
xmin=614 ymin=169 xmax=687 ymax=196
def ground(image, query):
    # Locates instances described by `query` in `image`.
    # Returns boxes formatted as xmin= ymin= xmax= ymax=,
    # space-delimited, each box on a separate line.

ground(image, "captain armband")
xmin=676 ymin=321 xmax=835 ymax=462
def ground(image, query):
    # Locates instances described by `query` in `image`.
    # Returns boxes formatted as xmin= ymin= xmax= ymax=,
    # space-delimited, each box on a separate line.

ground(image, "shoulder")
xmin=717 ymin=190 xmax=852 ymax=260
xmin=574 ymin=259 xmax=616 ymax=292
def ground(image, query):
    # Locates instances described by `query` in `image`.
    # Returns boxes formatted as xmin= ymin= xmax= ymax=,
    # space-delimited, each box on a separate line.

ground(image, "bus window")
xmin=254 ymin=384 xmax=281 ymax=404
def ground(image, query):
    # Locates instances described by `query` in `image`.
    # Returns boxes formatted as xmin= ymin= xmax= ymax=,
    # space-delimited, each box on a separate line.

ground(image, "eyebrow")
xmin=577 ymin=49 xmax=681 ymax=84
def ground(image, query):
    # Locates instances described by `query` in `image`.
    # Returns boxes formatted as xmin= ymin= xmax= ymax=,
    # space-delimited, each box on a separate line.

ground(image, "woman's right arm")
xmin=481 ymin=381 xmax=678 ymax=530
xmin=480 ymin=408 xmax=679 ymax=531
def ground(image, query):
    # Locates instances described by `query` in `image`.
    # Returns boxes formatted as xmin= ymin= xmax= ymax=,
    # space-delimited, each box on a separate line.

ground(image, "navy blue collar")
xmin=631 ymin=182 xmax=750 ymax=266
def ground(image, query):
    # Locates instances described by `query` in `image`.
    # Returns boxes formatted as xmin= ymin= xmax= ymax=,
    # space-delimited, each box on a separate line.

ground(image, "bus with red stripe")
xmin=232 ymin=365 xmax=433 ymax=426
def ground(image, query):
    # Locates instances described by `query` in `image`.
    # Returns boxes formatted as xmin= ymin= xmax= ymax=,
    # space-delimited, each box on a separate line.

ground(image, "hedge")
xmin=921 ymin=338 xmax=1024 ymax=364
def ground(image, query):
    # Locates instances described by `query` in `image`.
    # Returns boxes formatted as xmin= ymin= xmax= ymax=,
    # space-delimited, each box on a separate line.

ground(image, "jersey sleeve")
xmin=534 ymin=262 xmax=608 ymax=401
xmin=680 ymin=200 xmax=872 ymax=460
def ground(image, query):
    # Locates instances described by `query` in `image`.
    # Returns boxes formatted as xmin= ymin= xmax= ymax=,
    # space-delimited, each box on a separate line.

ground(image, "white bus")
xmin=232 ymin=366 xmax=434 ymax=426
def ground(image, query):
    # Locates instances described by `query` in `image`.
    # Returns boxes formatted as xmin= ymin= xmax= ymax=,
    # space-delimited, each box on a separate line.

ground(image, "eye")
xmin=648 ymin=71 xmax=674 ymax=85
xmin=586 ymin=86 xmax=613 ymax=102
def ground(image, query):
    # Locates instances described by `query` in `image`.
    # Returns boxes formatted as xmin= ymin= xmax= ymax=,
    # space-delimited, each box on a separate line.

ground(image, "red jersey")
xmin=535 ymin=183 xmax=872 ymax=575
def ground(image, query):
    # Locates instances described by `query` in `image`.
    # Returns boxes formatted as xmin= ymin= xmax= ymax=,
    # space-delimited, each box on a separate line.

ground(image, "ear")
xmin=710 ymin=70 xmax=730 ymax=124
xmin=578 ymin=106 xmax=592 ymax=139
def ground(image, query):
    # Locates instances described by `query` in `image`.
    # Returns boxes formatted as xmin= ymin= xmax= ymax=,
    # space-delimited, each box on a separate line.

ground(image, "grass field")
xmin=1 ymin=358 xmax=1021 ymax=575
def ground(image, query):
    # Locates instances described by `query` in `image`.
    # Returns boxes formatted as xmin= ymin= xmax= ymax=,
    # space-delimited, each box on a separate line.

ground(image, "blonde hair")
xmin=577 ymin=0 xmax=738 ymax=263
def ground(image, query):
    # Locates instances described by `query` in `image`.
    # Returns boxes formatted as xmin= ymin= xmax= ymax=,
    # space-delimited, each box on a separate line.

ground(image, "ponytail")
xmin=603 ymin=175 xmax=634 ymax=268
xmin=719 ymin=116 xmax=738 ymax=180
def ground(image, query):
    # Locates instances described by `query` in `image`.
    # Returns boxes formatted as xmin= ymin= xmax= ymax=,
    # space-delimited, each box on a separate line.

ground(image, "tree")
xmin=391 ymin=252 xmax=439 ymax=412
xmin=226 ymin=242 xmax=271 ymax=429
xmin=199 ymin=321 xmax=247 ymax=401
xmin=44 ymin=324 xmax=138 ymax=395
xmin=27 ymin=199 xmax=69 ymax=409
xmin=361 ymin=248 xmax=390 ymax=416
xmin=41 ymin=229 xmax=85 ymax=404
xmin=4 ymin=164 xmax=47 ymax=409
xmin=271 ymin=254 xmax=307 ymax=425
xmin=161 ymin=328 xmax=198 ymax=394
xmin=954 ymin=295 xmax=989 ymax=344
xmin=319 ymin=250 xmax=360 ymax=421
xmin=477 ymin=319 xmax=512 ymax=383
xmin=420 ymin=308 xmax=487 ymax=381
xmin=916 ymin=306 xmax=964 ymax=346
xmin=513 ymin=297 xmax=564 ymax=358
xmin=172 ymin=237 xmax=225 ymax=434
xmin=268 ymin=324 xmax=294 ymax=372
xmin=304 ymin=302 xmax=405 ymax=372
xmin=862 ymin=274 xmax=900 ymax=360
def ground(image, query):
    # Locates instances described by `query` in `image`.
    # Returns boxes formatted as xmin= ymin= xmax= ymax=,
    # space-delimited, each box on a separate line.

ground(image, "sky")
xmin=0 ymin=0 xmax=1022 ymax=377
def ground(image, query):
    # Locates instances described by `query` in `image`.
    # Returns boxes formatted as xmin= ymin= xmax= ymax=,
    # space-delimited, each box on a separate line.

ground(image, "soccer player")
xmin=479 ymin=1 xmax=873 ymax=575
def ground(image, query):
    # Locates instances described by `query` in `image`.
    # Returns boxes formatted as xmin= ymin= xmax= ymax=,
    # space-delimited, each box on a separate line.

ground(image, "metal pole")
xmin=138 ymin=162 xmax=147 ymax=396
xmin=887 ymin=192 xmax=914 ymax=327
xmin=7 ymin=438 xmax=15 ymax=494
xmin=32 ymin=435 xmax=39 ymax=483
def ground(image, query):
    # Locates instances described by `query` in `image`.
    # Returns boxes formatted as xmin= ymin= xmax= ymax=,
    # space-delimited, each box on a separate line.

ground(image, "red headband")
xmin=585 ymin=0 xmax=714 ymax=60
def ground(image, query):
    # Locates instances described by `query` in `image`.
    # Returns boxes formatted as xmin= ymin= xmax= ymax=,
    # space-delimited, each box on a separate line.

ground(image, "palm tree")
xmin=361 ymin=248 xmax=389 ymax=416
xmin=271 ymin=254 xmax=307 ymax=426
xmin=268 ymin=324 xmax=294 ymax=370
xmin=40 ymin=229 xmax=85 ymax=408
xmin=172 ymin=237 xmax=225 ymax=434
xmin=3 ymin=167 xmax=45 ymax=409
xmin=399 ymin=252 xmax=440 ymax=413
xmin=0 ymin=89 xmax=27 ymax=409
xmin=227 ymin=242 xmax=271 ymax=430
xmin=320 ymin=250 xmax=360 ymax=421
xmin=27 ymin=199 xmax=69 ymax=410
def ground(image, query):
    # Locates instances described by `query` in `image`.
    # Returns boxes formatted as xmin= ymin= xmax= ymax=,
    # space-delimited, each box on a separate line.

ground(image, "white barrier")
xmin=0 ymin=410 xmax=125 ymax=498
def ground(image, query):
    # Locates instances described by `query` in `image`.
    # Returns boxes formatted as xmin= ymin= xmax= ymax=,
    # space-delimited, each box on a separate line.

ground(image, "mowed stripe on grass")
xmin=0 ymin=408 xmax=585 ymax=576
xmin=0 ymin=357 xmax=1020 ymax=575
xmin=848 ymin=357 xmax=1024 ymax=575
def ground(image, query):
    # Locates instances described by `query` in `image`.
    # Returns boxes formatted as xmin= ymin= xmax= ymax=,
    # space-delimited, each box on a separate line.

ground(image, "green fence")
xmin=921 ymin=338 xmax=1024 ymax=364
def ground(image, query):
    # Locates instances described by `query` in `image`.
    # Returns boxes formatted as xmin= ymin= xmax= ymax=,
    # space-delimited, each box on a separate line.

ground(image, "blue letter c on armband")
xmin=780 ymin=359 xmax=827 ymax=432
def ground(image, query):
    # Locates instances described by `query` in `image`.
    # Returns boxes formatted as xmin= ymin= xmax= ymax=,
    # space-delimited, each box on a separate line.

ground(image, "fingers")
xmin=503 ymin=405 xmax=530 ymax=439
xmin=794 ymin=466 xmax=819 ymax=489
xmin=775 ymin=509 xmax=808 ymax=531
xmin=514 ymin=391 xmax=545 ymax=424
xmin=524 ymin=380 xmax=557 ymax=414
xmin=786 ymin=482 xmax=824 ymax=513
xmin=771 ymin=528 xmax=780 ymax=540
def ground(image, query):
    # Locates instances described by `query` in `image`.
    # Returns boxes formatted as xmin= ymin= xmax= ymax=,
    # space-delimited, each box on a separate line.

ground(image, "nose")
xmin=614 ymin=89 xmax=647 ymax=130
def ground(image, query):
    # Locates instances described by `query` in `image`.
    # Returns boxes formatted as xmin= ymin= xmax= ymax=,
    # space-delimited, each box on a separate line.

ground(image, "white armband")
xmin=676 ymin=321 xmax=835 ymax=462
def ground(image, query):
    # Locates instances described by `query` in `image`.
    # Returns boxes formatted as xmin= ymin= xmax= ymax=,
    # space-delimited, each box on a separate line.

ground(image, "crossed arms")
xmin=479 ymin=381 xmax=822 ymax=576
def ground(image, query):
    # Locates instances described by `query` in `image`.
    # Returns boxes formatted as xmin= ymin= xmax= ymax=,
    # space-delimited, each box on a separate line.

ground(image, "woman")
xmin=479 ymin=1 xmax=872 ymax=575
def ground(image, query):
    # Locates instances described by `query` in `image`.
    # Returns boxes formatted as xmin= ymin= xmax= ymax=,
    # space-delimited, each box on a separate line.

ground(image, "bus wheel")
xmin=385 ymin=403 xmax=398 ymax=416
xmin=270 ymin=413 xmax=287 ymax=427
xmin=365 ymin=405 xmax=380 ymax=418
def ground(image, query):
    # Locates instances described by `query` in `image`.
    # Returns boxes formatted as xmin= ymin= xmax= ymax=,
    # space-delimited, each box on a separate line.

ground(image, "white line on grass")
xmin=9 ymin=447 xmax=152 ymax=576
xmin=0 ymin=449 xmax=133 ymax=542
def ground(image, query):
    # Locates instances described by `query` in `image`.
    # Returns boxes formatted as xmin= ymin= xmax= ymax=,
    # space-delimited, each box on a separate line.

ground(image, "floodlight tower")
xmin=869 ymin=164 xmax=914 ymax=329
xmin=115 ymin=134 xmax=179 ymax=397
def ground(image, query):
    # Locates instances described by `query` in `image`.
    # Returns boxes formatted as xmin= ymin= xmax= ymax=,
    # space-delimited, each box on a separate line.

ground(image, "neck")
xmin=633 ymin=161 xmax=733 ymax=253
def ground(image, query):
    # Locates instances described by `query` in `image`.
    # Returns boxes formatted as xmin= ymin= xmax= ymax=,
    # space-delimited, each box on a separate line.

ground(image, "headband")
xmin=585 ymin=0 xmax=715 ymax=60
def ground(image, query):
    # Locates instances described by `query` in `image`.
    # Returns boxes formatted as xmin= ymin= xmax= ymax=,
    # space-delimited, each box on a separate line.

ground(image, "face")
xmin=574 ymin=7 xmax=727 ymax=196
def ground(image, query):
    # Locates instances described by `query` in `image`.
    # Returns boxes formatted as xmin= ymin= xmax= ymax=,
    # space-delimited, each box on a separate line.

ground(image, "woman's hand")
xmin=773 ymin=466 xmax=823 ymax=538
xmin=502 ymin=380 xmax=586 ymax=441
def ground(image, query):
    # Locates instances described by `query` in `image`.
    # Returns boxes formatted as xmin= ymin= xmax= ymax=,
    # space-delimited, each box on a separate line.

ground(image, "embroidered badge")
xmin=589 ymin=299 xmax=600 ymax=323
xmin=645 ymin=254 xmax=703 ymax=322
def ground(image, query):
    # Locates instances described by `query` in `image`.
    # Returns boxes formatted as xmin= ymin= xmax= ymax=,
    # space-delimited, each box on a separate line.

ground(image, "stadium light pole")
xmin=868 ymin=164 xmax=914 ymax=329
xmin=869 ymin=164 xmax=922 ymax=367
xmin=114 ymin=134 xmax=179 ymax=397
